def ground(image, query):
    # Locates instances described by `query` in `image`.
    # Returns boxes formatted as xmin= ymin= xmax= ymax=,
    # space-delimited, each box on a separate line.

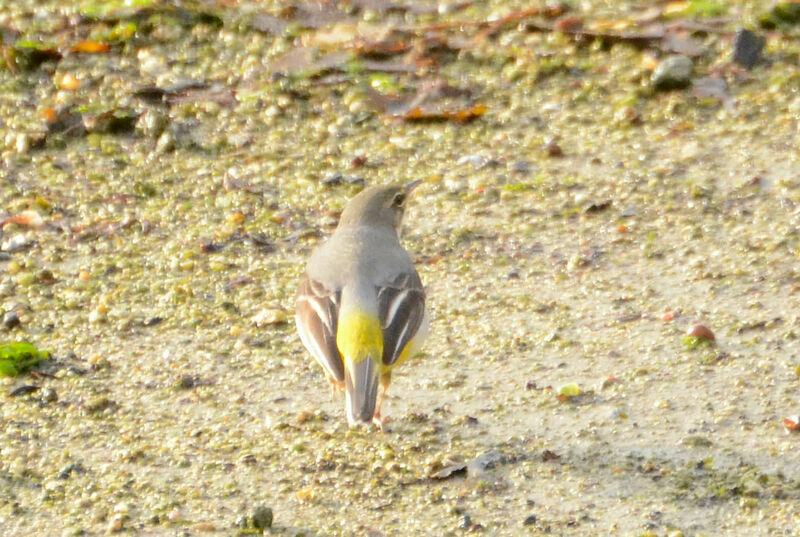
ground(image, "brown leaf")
xmin=784 ymin=416 xmax=799 ymax=434
xmin=367 ymin=80 xmax=484 ymax=122
xmin=224 ymin=275 xmax=255 ymax=292
xmin=475 ymin=3 xmax=570 ymax=40
xmin=554 ymin=16 xmax=584 ymax=32
xmin=2 ymin=210 xmax=44 ymax=229
xmin=249 ymin=13 xmax=288 ymax=35
xmin=662 ymin=31 xmax=706 ymax=57
xmin=71 ymin=41 xmax=110 ymax=53
xmin=169 ymin=86 xmax=237 ymax=107
xmin=271 ymin=47 xmax=351 ymax=76
xmin=692 ymin=76 xmax=730 ymax=103
xmin=430 ymin=462 xmax=467 ymax=480
xmin=400 ymin=104 xmax=486 ymax=122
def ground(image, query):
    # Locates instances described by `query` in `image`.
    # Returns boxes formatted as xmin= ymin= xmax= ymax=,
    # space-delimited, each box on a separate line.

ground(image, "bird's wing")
xmin=377 ymin=271 xmax=426 ymax=367
xmin=296 ymin=275 xmax=345 ymax=382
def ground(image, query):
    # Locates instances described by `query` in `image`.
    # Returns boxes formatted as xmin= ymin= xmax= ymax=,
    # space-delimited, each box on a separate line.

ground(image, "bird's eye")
xmin=392 ymin=193 xmax=406 ymax=207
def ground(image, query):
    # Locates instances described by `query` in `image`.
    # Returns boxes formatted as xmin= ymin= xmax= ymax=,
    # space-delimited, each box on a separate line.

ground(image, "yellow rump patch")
xmin=337 ymin=310 xmax=383 ymax=363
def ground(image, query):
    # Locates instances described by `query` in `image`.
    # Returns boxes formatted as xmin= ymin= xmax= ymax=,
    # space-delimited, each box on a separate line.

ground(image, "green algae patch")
xmin=682 ymin=335 xmax=714 ymax=350
xmin=0 ymin=342 xmax=49 ymax=377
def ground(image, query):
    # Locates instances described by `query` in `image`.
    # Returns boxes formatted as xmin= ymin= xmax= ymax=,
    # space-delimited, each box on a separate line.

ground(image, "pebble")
xmin=252 ymin=505 xmax=273 ymax=529
xmin=1 ymin=234 xmax=32 ymax=253
xmin=107 ymin=514 xmax=125 ymax=533
xmin=652 ymin=55 xmax=693 ymax=90
xmin=3 ymin=311 xmax=20 ymax=329
xmin=687 ymin=323 xmax=715 ymax=342
xmin=458 ymin=515 xmax=473 ymax=530
xmin=41 ymin=387 xmax=58 ymax=403
xmin=732 ymin=29 xmax=764 ymax=69
xmin=545 ymin=139 xmax=563 ymax=157
xmin=88 ymin=307 xmax=107 ymax=324
xmin=155 ymin=131 xmax=175 ymax=154
xmin=135 ymin=108 xmax=168 ymax=138
xmin=513 ymin=159 xmax=530 ymax=173
xmin=523 ymin=514 xmax=537 ymax=526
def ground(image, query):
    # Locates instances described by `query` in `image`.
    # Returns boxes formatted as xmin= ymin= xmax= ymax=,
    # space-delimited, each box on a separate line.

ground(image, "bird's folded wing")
xmin=296 ymin=276 xmax=345 ymax=382
xmin=377 ymin=271 xmax=426 ymax=366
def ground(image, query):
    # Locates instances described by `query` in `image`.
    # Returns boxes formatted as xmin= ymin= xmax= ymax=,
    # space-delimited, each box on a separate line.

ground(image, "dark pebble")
xmin=3 ymin=311 xmax=20 ymax=329
xmin=0 ymin=252 xmax=11 ymax=261
xmin=176 ymin=375 xmax=198 ymax=389
xmin=513 ymin=159 xmax=530 ymax=173
xmin=322 ymin=173 xmax=365 ymax=186
xmin=10 ymin=385 xmax=40 ymax=397
xmin=545 ymin=140 xmax=563 ymax=157
xmin=252 ymin=505 xmax=273 ymax=529
xmin=323 ymin=172 xmax=343 ymax=185
xmin=57 ymin=462 xmax=85 ymax=479
xmin=523 ymin=514 xmax=537 ymax=526
xmin=652 ymin=55 xmax=693 ymax=90
xmin=143 ymin=316 xmax=164 ymax=327
xmin=458 ymin=515 xmax=473 ymax=530
xmin=732 ymin=29 xmax=765 ymax=69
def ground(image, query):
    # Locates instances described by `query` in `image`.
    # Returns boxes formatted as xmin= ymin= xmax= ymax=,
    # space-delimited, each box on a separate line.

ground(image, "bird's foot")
xmin=328 ymin=381 xmax=345 ymax=400
xmin=372 ymin=411 xmax=391 ymax=432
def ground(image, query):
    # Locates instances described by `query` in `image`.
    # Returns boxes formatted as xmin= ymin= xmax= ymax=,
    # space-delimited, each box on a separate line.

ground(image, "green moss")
xmin=0 ymin=342 xmax=49 ymax=377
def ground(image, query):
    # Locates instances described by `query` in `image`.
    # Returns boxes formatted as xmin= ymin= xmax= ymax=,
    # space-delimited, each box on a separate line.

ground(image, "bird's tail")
xmin=344 ymin=356 xmax=380 ymax=425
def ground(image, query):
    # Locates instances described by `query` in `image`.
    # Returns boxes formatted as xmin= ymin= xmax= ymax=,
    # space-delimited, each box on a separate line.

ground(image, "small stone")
xmin=458 ymin=515 xmax=473 ymax=530
xmin=88 ymin=307 xmax=107 ymax=324
xmin=732 ymin=29 xmax=764 ymax=69
xmin=523 ymin=514 xmax=537 ymax=526
xmin=252 ymin=505 xmax=273 ymax=530
xmin=1 ymin=234 xmax=31 ymax=253
xmin=155 ymin=131 xmax=175 ymax=154
xmin=253 ymin=308 xmax=288 ymax=327
xmin=652 ymin=55 xmax=693 ymax=91
xmin=15 ymin=132 xmax=30 ymax=154
xmin=681 ymin=435 xmax=713 ymax=448
xmin=687 ymin=323 xmax=715 ymax=342
xmin=107 ymin=514 xmax=125 ymax=533
xmin=3 ymin=311 xmax=20 ymax=329
xmin=513 ymin=159 xmax=530 ymax=173
xmin=135 ymin=108 xmax=168 ymax=138
xmin=85 ymin=396 xmax=116 ymax=414
xmin=545 ymin=139 xmax=563 ymax=157
xmin=41 ymin=387 xmax=58 ymax=402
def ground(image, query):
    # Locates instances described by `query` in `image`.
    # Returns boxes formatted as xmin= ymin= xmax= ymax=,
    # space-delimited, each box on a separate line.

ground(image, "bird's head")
xmin=338 ymin=180 xmax=421 ymax=233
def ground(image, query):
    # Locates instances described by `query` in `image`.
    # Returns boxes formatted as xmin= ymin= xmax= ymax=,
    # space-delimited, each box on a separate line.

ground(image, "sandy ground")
xmin=1 ymin=1 xmax=799 ymax=536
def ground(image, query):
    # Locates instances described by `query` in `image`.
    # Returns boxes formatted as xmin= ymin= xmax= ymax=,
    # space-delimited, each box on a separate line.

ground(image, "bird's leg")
xmin=372 ymin=373 xmax=392 ymax=428
xmin=328 ymin=379 xmax=344 ymax=400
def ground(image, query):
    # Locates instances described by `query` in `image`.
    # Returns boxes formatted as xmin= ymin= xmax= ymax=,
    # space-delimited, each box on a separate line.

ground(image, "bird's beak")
xmin=405 ymin=179 xmax=423 ymax=194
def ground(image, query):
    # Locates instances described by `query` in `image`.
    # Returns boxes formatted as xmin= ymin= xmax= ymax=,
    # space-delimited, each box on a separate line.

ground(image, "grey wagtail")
xmin=295 ymin=182 xmax=428 ymax=428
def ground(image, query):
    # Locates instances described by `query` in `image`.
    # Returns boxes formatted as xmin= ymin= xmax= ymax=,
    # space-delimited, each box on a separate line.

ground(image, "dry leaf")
xmin=784 ymin=416 xmax=799 ymax=434
xmin=2 ymin=210 xmax=44 ymax=229
xmin=296 ymin=486 xmax=316 ymax=502
xmin=71 ymin=41 xmax=110 ymax=53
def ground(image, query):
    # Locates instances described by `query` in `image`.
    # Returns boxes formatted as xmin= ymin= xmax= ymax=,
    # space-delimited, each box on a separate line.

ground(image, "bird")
xmin=295 ymin=181 xmax=428 ymax=428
